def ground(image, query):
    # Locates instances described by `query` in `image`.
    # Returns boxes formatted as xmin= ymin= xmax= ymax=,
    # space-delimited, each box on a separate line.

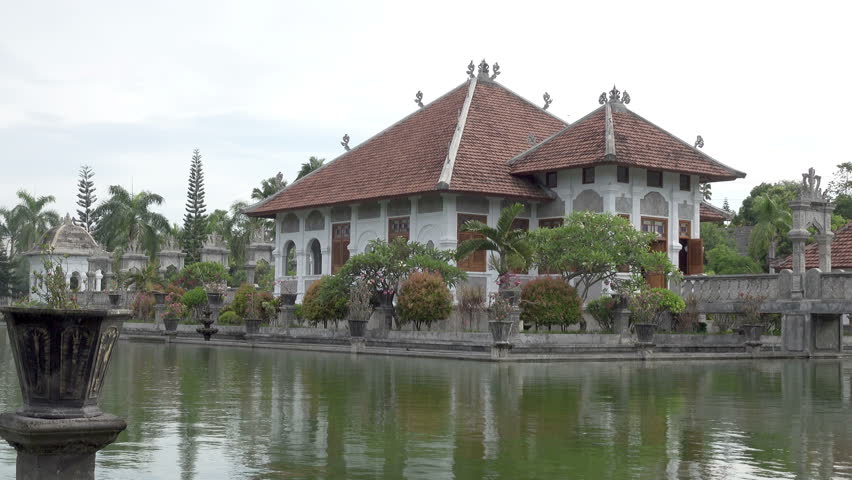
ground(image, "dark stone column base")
xmin=0 ymin=413 xmax=126 ymax=480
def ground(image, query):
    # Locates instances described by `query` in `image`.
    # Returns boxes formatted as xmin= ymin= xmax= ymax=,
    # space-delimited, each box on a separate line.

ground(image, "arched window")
xmin=284 ymin=241 xmax=297 ymax=276
xmin=307 ymin=239 xmax=322 ymax=275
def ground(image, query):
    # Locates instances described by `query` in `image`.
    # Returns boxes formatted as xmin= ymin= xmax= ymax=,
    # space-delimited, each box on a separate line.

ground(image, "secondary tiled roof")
xmin=246 ymin=76 xmax=566 ymax=217
xmin=509 ymin=99 xmax=746 ymax=182
xmin=699 ymin=201 xmax=733 ymax=223
xmin=776 ymin=222 xmax=852 ymax=270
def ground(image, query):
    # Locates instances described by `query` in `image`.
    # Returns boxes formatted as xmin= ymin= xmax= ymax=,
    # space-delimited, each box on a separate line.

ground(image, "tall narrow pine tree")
xmin=76 ymin=165 xmax=97 ymax=232
xmin=182 ymin=149 xmax=208 ymax=265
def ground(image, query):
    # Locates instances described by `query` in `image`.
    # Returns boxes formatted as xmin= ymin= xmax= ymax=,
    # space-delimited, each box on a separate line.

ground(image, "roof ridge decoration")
xmin=599 ymin=85 xmax=631 ymax=105
xmin=437 ymin=72 xmax=479 ymax=189
xmin=414 ymin=91 xmax=424 ymax=108
xmin=695 ymin=135 xmax=704 ymax=149
xmin=476 ymin=59 xmax=500 ymax=81
xmin=542 ymin=92 xmax=552 ymax=110
xmin=341 ymin=134 xmax=350 ymax=151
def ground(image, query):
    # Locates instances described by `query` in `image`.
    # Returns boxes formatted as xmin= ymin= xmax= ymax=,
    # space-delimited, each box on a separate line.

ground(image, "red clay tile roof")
xmin=509 ymin=103 xmax=746 ymax=182
xmin=700 ymin=202 xmax=733 ymax=223
xmin=246 ymin=78 xmax=566 ymax=217
xmin=776 ymin=222 xmax=852 ymax=270
xmin=447 ymin=81 xmax=566 ymax=198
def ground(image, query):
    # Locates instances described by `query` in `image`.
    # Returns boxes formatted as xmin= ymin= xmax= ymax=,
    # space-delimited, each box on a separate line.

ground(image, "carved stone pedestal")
xmin=350 ymin=337 xmax=366 ymax=354
xmin=0 ymin=413 xmax=125 ymax=480
xmin=490 ymin=344 xmax=512 ymax=360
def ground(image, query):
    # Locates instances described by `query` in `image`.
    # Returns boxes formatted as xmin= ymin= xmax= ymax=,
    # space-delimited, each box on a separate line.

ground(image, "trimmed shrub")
xmin=302 ymin=276 xmax=348 ymax=328
xmin=131 ymin=292 xmax=155 ymax=321
xmin=396 ymin=272 xmax=453 ymax=331
xmin=181 ymin=287 xmax=208 ymax=320
xmin=519 ymin=277 xmax=582 ymax=331
xmin=175 ymin=262 xmax=230 ymax=290
xmin=218 ymin=311 xmax=242 ymax=325
xmin=654 ymin=288 xmax=686 ymax=315
xmin=587 ymin=295 xmax=618 ymax=332
xmin=628 ymin=287 xmax=686 ymax=328
xmin=457 ymin=284 xmax=485 ymax=330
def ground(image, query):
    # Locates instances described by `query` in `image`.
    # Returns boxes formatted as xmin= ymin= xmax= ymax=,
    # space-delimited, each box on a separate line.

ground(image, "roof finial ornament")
xmin=490 ymin=62 xmax=500 ymax=80
xmin=414 ymin=90 xmax=424 ymax=108
xmin=466 ymin=60 xmax=475 ymax=78
xmin=527 ymin=134 xmax=536 ymax=146
xmin=608 ymin=85 xmax=621 ymax=102
xmin=622 ymin=91 xmax=631 ymax=104
xmin=598 ymin=92 xmax=607 ymax=105
xmin=542 ymin=92 xmax=553 ymax=110
xmin=341 ymin=134 xmax=350 ymax=151
xmin=477 ymin=59 xmax=490 ymax=79
xmin=599 ymin=85 xmax=630 ymax=104
xmin=63 ymin=213 xmax=73 ymax=225
xmin=694 ymin=135 xmax=704 ymax=149
xmin=801 ymin=167 xmax=824 ymax=200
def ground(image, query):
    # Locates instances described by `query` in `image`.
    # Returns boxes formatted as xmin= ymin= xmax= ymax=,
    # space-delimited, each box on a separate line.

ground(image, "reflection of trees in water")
xmin=7 ymin=332 xmax=849 ymax=479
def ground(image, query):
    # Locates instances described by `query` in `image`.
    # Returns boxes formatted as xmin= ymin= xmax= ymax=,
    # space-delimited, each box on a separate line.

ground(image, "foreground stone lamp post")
xmin=0 ymin=306 xmax=130 ymax=480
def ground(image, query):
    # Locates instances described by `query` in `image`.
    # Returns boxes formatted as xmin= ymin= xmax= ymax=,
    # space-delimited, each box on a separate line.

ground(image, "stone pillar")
xmin=245 ymin=264 xmax=257 ymax=286
xmin=103 ymin=272 xmax=115 ymax=291
xmin=86 ymin=271 xmax=96 ymax=292
xmin=789 ymin=228 xmax=809 ymax=276
xmin=278 ymin=305 xmax=296 ymax=331
xmin=816 ymin=233 xmax=833 ymax=272
xmin=154 ymin=304 xmax=165 ymax=327
xmin=0 ymin=414 xmax=126 ymax=480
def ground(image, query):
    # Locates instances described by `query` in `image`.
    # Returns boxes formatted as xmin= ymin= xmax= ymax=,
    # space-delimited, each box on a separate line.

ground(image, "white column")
xmin=379 ymin=200 xmax=389 ymax=241
xmin=322 ymin=207 xmax=332 ymax=275
xmin=669 ymin=177 xmax=681 ymax=266
xmin=440 ymin=194 xmax=458 ymax=251
xmin=409 ymin=196 xmax=420 ymax=242
xmin=349 ymin=204 xmax=360 ymax=256
xmin=297 ymin=212 xmax=306 ymax=295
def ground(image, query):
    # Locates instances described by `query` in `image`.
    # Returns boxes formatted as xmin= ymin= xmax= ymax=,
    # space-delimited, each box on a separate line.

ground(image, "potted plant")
xmin=738 ymin=292 xmax=767 ymax=343
xmin=244 ymin=289 xmax=263 ymax=335
xmin=628 ymin=287 xmax=686 ymax=344
xmin=347 ymin=278 xmax=373 ymax=337
xmin=0 ymin=250 xmax=130 ymax=419
xmin=163 ymin=292 xmax=183 ymax=333
xmin=205 ymin=281 xmax=227 ymax=306
xmin=276 ymin=279 xmax=297 ymax=306
xmin=488 ymin=292 xmax=515 ymax=344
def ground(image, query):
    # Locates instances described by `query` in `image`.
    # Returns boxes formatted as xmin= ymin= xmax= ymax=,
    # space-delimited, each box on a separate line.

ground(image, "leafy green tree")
xmin=733 ymin=181 xmax=799 ymax=226
xmin=528 ymin=211 xmax=671 ymax=300
xmin=182 ymin=149 xmax=208 ymax=265
xmin=519 ymin=277 xmax=582 ymax=331
xmin=827 ymin=162 xmax=852 ymax=197
xmin=722 ymin=198 xmax=731 ymax=212
xmin=706 ymin=245 xmax=762 ymax=274
xmin=748 ymin=193 xmax=792 ymax=271
xmin=75 ymin=165 xmax=97 ymax=232
xmin=699 ymin=182 xmax=712 ymax=201
xmin=456 ymin=203 xmax=531 ymax=282
xmin=0 ymin=207 xmax=21 ymax=259
xmin=302 ymin=275 xmax=348 ymax=328
xmin=699 ymin=222 xmax=735 ymax=253
xmin=251 ymin=172 xmax=287 ymax=201
xmin=397 ymin=272 xmax=453 ymax=330
xmin=0 ymin=238 xmax=12 ymax=297
xmin=92 ymin=185 xmax=170 ymax=255
xmin=6 ymin=190 xmax=59 ymax=254
xmin=296 ymin=156 xmax=325 ymax=180
xmin=834 ymin=194 xmax=852 ymax=223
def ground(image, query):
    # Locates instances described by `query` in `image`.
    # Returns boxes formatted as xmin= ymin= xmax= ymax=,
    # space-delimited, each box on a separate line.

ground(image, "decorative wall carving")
xmin=640 ymin=192 xmax=669 ymax=217
xmin=538 ymin=199 xmax=566 ymax=218
xmin=281 ymin=213 xmax=300 ymax=233
xmin=616 ymin=196 xmax=632 ymax=214
xmin=573 ymin=190 xmax=604 ymax=213
xmin=305 ymin=210 xmax=325 ymax=231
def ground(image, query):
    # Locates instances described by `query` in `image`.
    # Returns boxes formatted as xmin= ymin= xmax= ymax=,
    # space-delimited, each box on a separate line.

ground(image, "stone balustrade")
xmin=675 ymin=274 xmax=780 ymax=302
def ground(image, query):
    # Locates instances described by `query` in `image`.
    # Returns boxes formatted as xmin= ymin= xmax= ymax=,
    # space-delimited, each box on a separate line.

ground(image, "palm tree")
xmin=455 ymin=203 xmax=531 ymax=288
xmin=251 ymin=172 xmax=287 ymax=201
xmin=9 ymin=190 xmax=59 ymax=254
xmin=296 ymin=156 xmax=325 ymax=181
xmin=749 ymin=193 xmax=792 ymax=273
xmin=92 ymin=185 xmax=170 ymax=255
xmin=699 ymin=182 xmax=712 ymax=201
xmin=0 ymin=207 xmax=21 ymax=259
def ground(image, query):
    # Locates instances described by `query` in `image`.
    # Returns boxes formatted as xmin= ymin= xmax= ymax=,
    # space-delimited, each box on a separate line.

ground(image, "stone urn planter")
xmin=163 ymin=315 xmax=179 ymax=333
xmin=348 ymin=319 xmax=368 ymax=337
xmin=634 ymin=323 xmax=657 ymax=344
xmin=279 ymin=293 xmax=297 ymax=306
xmin=152 ymin=291 xmax=167 ymax=305
xmin=0 ymin=307 xmax=130 ymax=419
xmin=488 ymin=320 xmax=514 ymax=344
xmin=741 ymin=324 xmax=765 ymax=343
xmin=245 ymin=318 xmax=262 ymax=335
xmin=206 ymin=292 xmax=223 ymax=306
xmin=107 ymin=292 xmax=122 ymax=307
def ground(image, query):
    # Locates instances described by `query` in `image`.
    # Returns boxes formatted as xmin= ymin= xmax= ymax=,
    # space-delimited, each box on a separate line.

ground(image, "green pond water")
xmin=0 ymin=330 xmax=851 ymax=479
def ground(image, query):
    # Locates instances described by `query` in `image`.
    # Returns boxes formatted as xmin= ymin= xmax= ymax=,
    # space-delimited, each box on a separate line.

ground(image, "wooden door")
xmin=458 ymin=214 xmax=487 ymax=272
xmin=687 ymin=238 xmax=704 ymax=275
xmin=332 ymin=223 xmax=350 ymax=274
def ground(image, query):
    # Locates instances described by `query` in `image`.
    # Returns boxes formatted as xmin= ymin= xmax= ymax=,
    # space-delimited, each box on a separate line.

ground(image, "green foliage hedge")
xmin=218 ymin=311 xmax=242 ymax=325
xmin=302 ymin=276 xmax=348 ymax=328
xmin=586 ymin=295 xmax=618 ymax=332
xmin=519 ymin=277 xmax=582 ymax=331
xmin=175 ymin=262 xmax=230 ymax=289
xmin=396 ymin=272 xmax=453 ymax=331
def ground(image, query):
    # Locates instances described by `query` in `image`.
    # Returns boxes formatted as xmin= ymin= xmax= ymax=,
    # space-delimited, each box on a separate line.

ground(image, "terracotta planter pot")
xmin=0 ymin=307 xmax=130 ymax=419
xmin=634 ymin=323 xmax=657 ymax=343
xmin=107 ymin=293 xmax=121 ymax=307
xmin=245 ymin=318 xmax=262 ymax=335
xmin=348 ymin=319 xmax=368 ymax=337
xmin=163 ymin=316 xmax=179 ymax=332
xmin=279 ymin=294 xmax=297 ymax=306
xmin=488 ymin=320 xmax=514 ymax=344
xmin=152 ymin=292 xmax=166 ymax=305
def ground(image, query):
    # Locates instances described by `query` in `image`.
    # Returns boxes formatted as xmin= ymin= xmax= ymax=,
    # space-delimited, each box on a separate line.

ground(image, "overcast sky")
xmin=1 ymin=0 xmax=849 ymax=224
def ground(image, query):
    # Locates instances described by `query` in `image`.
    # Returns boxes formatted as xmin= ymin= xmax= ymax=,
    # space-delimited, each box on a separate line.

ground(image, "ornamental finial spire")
xmin=466 ymin=61 xmax=475 ymax=78
xmin=543 ymin=92 xmax=553 ymax=110
xmin=414 ymin=91 xmax=424 ymax=108
xmin=694 ymin=135 xmax=704 ymax=149
xmin=477 ymin=59 xmax=490 ymax=79
xmin=341 ymin=134 xmax=350 ymax=151
xmin=598 ymin=85 xmax=631 ymax=105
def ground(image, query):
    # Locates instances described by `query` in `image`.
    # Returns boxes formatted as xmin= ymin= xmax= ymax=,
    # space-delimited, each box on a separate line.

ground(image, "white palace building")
xmin=246 ymin=61 xmax=745 ymax=300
